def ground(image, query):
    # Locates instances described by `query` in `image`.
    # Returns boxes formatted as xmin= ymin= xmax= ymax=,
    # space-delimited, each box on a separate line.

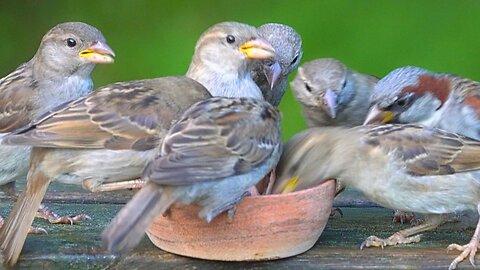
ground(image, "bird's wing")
xmin=0 ymin=64 xmax=37 ymax=132
xmin=362 ymin=124 xmax=480 ymax=176
xmin=143 ymin=98 xmax=281 ymax=186
xmin=3 ymin=77 xmax=210 ymax=151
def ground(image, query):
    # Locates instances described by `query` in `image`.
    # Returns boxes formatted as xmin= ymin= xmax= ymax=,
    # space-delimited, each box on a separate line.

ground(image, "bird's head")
xmin=291 ymin=58 xmax=356 ymax=119
xmin=191 ymin=21 xmax=275 ymax=77
xmin=255 ymin=23 xmax=302 ymax=90
xmin=364 ymin=66 xmax=451 ymax=125
xmin=36 ymin=22 xmax=115 ymax=76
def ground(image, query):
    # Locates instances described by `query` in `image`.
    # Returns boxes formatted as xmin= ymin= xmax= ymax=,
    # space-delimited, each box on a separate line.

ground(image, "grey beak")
xmin=324 ymin=88 xmax=337 ymax=119
xmin=264 ymin=61 xmax=282 ymax=90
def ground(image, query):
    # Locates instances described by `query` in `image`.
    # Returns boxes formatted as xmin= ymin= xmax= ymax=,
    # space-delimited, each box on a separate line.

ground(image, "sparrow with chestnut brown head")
xmin=274 ymin=124 xmax=480 ymax=270
xmin=365 ymin=66 xmax=480 ymax=140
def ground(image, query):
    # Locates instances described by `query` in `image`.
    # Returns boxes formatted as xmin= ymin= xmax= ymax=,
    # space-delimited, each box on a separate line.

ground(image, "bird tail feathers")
xmin=102 ymin=182 xmax=169 ymax=254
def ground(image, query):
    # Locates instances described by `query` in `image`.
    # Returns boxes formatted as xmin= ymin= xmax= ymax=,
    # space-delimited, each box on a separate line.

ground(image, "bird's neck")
xmin=31 ymin=53 xmax=95 ymax=83
xmin=26 ymin=56 xmax=94 ymax=115
xmin=187 ymin=57 xmax=264 ymax=100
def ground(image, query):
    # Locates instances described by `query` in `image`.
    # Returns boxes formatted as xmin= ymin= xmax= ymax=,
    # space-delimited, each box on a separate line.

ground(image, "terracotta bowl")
xmin=146 ymin=179 xmax=336 ymax=261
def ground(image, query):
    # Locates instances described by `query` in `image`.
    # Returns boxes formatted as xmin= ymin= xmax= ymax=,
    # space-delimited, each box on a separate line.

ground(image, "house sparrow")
xmin=251 ymin=23 xmax=303 ymax=106
xmin=364 ymin=66 xmax=480 ymax=223
xmin=0 ymin=22 xmax=114 ymax=225
xmin=273 ymin=124 xmax=480 ymax=270
xmin=291 ymin=58 xmax=378 ymax=127
xmin=0 ymin=21 xmax=275 ymax=266
xmin=102 ymin=97 xmax=282 ymax=253
xmin=364 ymin=66 xmax=480 ymax=140
xmin=187 ymin=21 xmax=275 ymax=99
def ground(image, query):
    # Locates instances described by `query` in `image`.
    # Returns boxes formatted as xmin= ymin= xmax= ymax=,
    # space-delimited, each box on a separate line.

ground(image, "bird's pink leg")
xmin=0 ymin=214 xmax=47 ymax=234
xmin=82 ymin=178 xmax=145 ymax=192
xmin=35 ymin=204 xmax=90 ymax=225
xmin=360 ymin=214 xmax=446 ymax=249
xmin=447 ymin=204 xmax=480 ymax=270
xmin=392 ymin=210 xmax=416 ymax=224
xmin=263 ymin=169 xmax=276 ymax=195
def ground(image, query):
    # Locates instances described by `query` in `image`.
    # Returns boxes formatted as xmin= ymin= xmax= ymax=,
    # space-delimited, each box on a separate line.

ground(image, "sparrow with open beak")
xmin=291 ymin=58 xmax=378 ymax=127
xmin=0 ymin=21 xmax=276 ymax=266
xmin=0 ymin=21 xmax=114 ymax=228
xmin=274 ymin=124 xmax=480 ymax=270
xmin=251 ymin=23 xmax=303 ymax=106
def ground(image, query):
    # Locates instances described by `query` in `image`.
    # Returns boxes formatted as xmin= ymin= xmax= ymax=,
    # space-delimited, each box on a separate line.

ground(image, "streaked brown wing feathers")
xmin=363 ymin=124 xmax=480 ymax=176
xmin=143 ymin=98 xmax=281 ymax=186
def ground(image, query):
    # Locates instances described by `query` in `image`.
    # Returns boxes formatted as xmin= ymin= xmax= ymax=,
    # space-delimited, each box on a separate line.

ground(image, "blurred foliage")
xmin=1 ymin=0 xmax=480 ymax=140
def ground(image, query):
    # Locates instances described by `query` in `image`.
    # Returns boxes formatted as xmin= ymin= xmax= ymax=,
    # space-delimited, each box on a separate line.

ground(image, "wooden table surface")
xmin=0 ymin=186 xmax=477 ymax=270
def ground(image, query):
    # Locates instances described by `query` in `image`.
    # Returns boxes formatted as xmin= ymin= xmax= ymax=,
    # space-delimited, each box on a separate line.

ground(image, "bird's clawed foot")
xmin=447 ymin=241 xmax=480 ymax=270
xmin=0 ymin=181 xmax=17 ymax=198
xmin=360 ymin=232 xmax=422 ymax=249
xmin=0 ymin=214 xmax=47 ymax=234
xmin=225 ymin=190 xmax=255 ymax=223
xmin=330 ymin=207 xmax=343 ymax=218
xmin=28 ymin=226 xmax=48 ymax=234
xmin=392 ymin=210 xmax=416 ymax=224
xmin=36 ymin=204 xmax=91 ymax=225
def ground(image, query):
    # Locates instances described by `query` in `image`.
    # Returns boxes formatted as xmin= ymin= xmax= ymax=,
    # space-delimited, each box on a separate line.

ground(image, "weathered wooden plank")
xmin=0 ymin=202 xmax=477 ymax=269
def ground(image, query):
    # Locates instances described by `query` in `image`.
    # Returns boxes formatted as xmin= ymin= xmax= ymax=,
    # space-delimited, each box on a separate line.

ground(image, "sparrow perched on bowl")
xmin=0 ymin=21 xmax=114 ymax=226
xmin=102 ymin=97 xmax=282 ymax=253
xmin=291 ymin=58 xmax=378 ymax=127
xmin=0 ymin=21 xmax=275 ymax=266
xmin=364 ymin=66 xmax=480 ymax=223
xmin=274 ymin=124 xmax=480 ymax=270
xmin=251 ymin=23 xmax=303 ymax=106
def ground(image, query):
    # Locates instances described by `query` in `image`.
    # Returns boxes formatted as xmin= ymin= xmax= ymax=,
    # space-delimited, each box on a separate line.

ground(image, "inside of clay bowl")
xmin=146 ymin=179 xmax=336 ymax=261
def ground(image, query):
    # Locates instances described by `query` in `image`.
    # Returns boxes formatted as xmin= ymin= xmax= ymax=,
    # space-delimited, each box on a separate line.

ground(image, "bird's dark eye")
xmin=305 ymin=82 xmax=312 ymax=92
xmin=66 ymin=38 xmax=77 ymax=47
xmin=342 ymin=79 xmax=347 ymax=89
xmin=226 ymin=35 xmax=236 ymax=44
xmin=291 ymin=54 xmax=299 ymax=65
xmin=395 ymin=94 xmax=413 ymax=108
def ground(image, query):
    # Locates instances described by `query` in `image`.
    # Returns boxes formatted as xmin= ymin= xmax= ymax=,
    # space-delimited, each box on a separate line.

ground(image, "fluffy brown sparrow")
xmin=251 ymin=23 xmax=303 ymax=106
xmin=291 ymin=58 xmax=378 ymax=127
xmin=0 ymin=22 xmax=114 ymax=225
xmin=274 ymin=124 xmax=480 ymax=270
xmin=364 ymin=66 xmax=480 ymax=223
xmin=0 ymin=21 xmax=275 ymax=266
xmin=102 ymin=97 xmax=282 ymax=253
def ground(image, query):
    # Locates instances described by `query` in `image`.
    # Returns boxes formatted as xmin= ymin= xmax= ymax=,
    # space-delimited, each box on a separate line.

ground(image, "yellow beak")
xmin=239 ymin=37 xmax=275 ymax=60
xmin=363 ymin=105 xmax=396 ymax=125
xmin=281 ymin=175 xmax=299 ymax=194
xmin=79 ymin=40 xmax=115 ymax=64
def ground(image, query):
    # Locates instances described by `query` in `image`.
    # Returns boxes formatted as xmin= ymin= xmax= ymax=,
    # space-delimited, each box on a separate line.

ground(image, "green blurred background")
xmin=1 ymin=0 xmax=480 ymax=140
